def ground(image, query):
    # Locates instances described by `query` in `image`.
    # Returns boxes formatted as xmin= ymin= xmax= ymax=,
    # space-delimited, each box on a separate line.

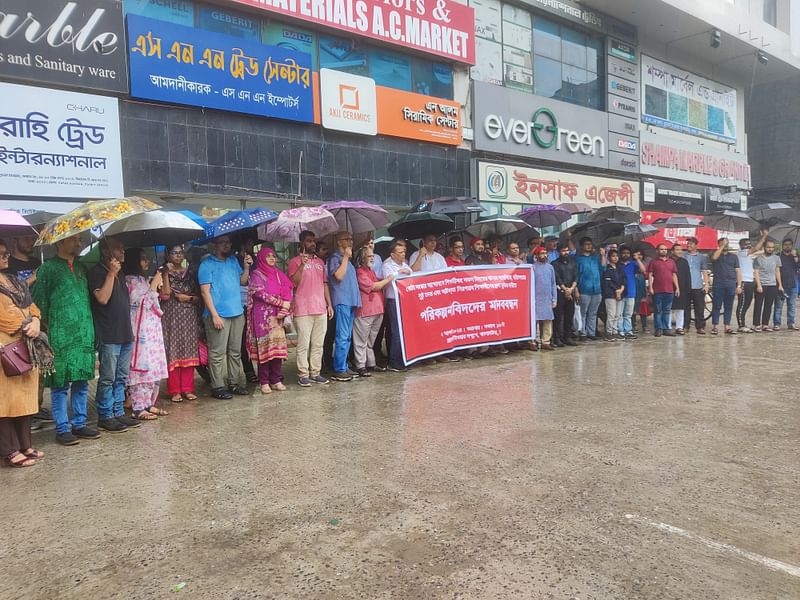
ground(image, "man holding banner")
xmin=381 ymin=240 xmax=413 ymax=372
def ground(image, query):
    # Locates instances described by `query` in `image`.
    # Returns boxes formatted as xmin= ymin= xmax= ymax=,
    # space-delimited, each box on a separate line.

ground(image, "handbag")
xmin=0 ymin=337 xmax=33 ymax=377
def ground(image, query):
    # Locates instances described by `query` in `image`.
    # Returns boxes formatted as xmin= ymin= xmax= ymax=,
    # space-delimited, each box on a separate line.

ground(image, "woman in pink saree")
xmin=247 ymin=247 xmax=293 ymax=394
xmin=123 ymin=248 xmax=169 ymax=420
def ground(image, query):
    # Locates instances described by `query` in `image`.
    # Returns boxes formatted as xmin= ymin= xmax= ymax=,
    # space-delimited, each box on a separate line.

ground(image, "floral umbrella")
xmin=258 ymin=206 xmax=339 ymax=242
xmin=319 ymin=200 xmax=390 ymax=233
xmin=35 ymin=196 xmax=160 ymax=246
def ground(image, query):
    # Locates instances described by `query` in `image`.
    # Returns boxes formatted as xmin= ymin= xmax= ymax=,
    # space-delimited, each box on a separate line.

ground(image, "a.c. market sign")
xmin=474 ymin=81 xmax=609 ymax=169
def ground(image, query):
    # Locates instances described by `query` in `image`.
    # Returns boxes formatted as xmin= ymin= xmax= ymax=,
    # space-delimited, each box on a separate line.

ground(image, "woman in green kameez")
xmin=33 ymin=235 xmax=100 ymax=445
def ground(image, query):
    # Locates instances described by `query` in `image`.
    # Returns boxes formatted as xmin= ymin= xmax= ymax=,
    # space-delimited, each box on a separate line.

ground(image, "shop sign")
xmin=608 ymin=76 xmax=638 ymax=101
xmin=641 ymin=54 xmax=737 ymax=143
xmin=228 ymin=0 xmax=476 ymax=65
xmin=124 ymin=0 xmax=195 ymax=27
xmin=608 ymin=55 xmax=638 ymax=84
xmin=0 ymin=0 xmax=128 ymax=93
xmin=320 ymin=68 xmax=377 ymax=135
xmin=608 ymin=113 xmax=639 ymax=138
xmin=642 ymin=179 xmax=707 ymax=213
xmin=609 ymin=38 xmax=636 ymax=63
xmin=707 ymin=187 xmax=747 ymax=212
xmin=477 ymin=161 xmax=639 ymax=210
xmin=0 ymin=82 xmax=123 ymax=198
xmin=474 ymin=81 xmax=609 ymax=169
xmin=197 ymin=5 xmax=260 ymax=39
xmin=524 ymin=0 xmax=604 ymax=33
xmin=608 ymin=93 xmax=639 ymax=119
xmin=609 ymin=132 xmax=638 ymax=156
xmin=640 ymin=131 xmax=750 ymax=188
xmin=127 ymin=15 xmax=314 ymax=123
xmin=376 ymin=87 xmax=461 ymax=145
xmin=608 ymin=151 xmax=639 ymax=174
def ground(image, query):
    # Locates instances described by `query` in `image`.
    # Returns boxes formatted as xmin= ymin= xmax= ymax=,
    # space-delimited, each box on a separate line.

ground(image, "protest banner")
xmin=393 ymin=264 xmax=534 ymax=364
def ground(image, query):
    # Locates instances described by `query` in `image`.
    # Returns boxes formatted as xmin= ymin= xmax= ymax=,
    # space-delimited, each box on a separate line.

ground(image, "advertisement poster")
xmin=320 ymin=69 xmax=377 ymax=135
xmin=478 ymin=162 xmax=639 ymax=210
xmin=229 ymin=0 xmax=476 ymax=64
xmin=197 ymin=5 xmax=260 ymax=39
xmin=376 ymin=87 xmax=461 ymax=145
xmin=0 ymin=0 xmax=128 ymax=93
xmin=261 ymin=22 xmax=318 ymax=70
xmin=0 ymin=82 xmax=123 ymax=198
xmin=125 ymin=0 xmax=194 ymax=26
xmin=394 ymin=265 xmax=535 ymax=363
xmin=127 ymin=15 xmax=314 ymax=123
xmin=641 ymin=54 xmax=738 ymax=143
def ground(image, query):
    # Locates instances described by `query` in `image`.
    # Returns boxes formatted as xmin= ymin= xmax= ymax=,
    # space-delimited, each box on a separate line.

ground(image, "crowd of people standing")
xmin=0 ymin=225 xmax=798 ymax=467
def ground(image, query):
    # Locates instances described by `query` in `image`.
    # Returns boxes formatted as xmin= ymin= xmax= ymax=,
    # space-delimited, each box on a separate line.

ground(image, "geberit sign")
xmin=230 ymin=0 xmax=475 ymax=64
xmin=639 ymin=131 xmax=750 ymax=188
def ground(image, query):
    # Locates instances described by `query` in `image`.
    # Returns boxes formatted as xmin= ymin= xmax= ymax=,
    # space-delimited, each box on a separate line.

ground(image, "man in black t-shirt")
xmin=709 ymin=237 xmax=742 ymax=334
xmin=6 ymin=234 xmax=41 ymax=288
xmin=88 ymin=237 xmax=139 ymax=433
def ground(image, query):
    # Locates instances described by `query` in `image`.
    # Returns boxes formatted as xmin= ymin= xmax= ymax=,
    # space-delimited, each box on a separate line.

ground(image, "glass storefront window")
xmin=413 ymin=59 xmax=454 ymax=99
xmin=532 ymin=16 xmax=604 ymax=111
xmin=319 ymin=35 xmax=369 ymax=76
xmin=370 ymin=49 xmax=412 ymax=90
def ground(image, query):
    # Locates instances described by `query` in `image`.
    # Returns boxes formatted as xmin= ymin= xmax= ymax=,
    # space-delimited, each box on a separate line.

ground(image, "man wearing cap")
xmin=466 ymin=238 xmax=491 ymax=265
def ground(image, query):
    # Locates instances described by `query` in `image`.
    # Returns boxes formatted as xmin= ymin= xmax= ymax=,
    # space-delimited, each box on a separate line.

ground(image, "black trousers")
xmin=553 ymin=291 xmax=575 ymax=343
xmin=384 ymin=299 xmax=403 ymax=367
xmin=0 ymin=415 xmax=32 ymax=457
xmin=753 ymin=285 xmax=778 ymax=327
xmin=241 ymin=309 xmax=256 ymax=378
xmin=736 ymin=281 xmax=755 ymax=328
xmin=686 ymin=288 xmax=706 ymax=330
xmin=372 ymin=299 xmax=389 ymax=359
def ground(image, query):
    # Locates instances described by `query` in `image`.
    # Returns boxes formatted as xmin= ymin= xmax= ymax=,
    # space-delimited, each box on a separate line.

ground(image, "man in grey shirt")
xmin=752 ymin=240 xmax=783 ymax=331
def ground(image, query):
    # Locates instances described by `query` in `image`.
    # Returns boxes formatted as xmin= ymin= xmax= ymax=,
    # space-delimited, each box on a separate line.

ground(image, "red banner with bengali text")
xmin=393 ymin=265 xmax=534 ymax=364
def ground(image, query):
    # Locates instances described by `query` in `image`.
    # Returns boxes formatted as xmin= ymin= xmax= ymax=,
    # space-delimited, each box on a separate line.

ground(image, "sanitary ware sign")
xmin=127 ymin=15 xmax=315 ymax=124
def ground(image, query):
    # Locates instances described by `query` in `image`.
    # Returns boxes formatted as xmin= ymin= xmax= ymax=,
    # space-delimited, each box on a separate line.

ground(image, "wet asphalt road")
xmin=1 ymin=330 xmax=799 ymax=600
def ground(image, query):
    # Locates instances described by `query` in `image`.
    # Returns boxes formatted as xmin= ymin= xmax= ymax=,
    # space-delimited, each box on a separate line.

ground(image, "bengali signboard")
xmin=639 ymin=131 xmax=750 ymax=188
xmin=0 ymin=0 xmax=128 ymax=93
xmin=376 ymin=87 xmax=461 ymax=145
xmin=642 ymin=179 xmax=707 ymax=214
xmin=0 ymin=82 xmax=123 ymax=198
xmin=641 ymin=54 xmax=738 ymax=143
xmin=127 ymin=15 xmax=314 ymax=123
xmin=229 ymin=0 xmax=476 ymax=64
xmin=477 ymin=161 xmax=640 ymax=210
xmin=394 ymin=265 xmax=534 ymax=363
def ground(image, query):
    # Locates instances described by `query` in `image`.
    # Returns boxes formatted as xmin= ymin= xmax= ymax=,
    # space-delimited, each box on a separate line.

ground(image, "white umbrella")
xmin=103 ymin=210 xmax=205 ymax=246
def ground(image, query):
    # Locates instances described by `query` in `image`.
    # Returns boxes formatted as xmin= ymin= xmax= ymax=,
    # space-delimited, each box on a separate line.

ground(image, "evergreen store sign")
xmin=474 ymin=81 xmax=609 ymax=169
xmin=0 ymin=0 xmax=128 ymax=93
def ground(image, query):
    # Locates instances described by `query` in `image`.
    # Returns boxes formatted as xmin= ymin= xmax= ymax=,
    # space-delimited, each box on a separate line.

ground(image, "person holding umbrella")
xmin=89 ymin=237 xmax=141 ymax=432
xmin=34 ymin=234 xmax=100 ymax=445
xmin=327 ymin=231 xmax=361 ymax=382
xmin=198 ymin=235 xmax=253 ymax=399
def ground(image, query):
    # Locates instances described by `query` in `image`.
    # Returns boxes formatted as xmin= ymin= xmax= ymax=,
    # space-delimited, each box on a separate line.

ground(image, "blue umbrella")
xmin=203 ymin=208 xmax=278 ymax=240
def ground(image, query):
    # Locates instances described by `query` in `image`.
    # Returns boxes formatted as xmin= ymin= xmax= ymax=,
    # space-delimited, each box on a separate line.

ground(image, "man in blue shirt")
xmin=575 ymin=237 xmax=606 ymax=340
xmin=198 ymin=235 xmax=252 ymax=399
xmin=619 ymin=246 xmax=646 ymax=339
xmin=327 ymin=231 xmax=362 ymax=382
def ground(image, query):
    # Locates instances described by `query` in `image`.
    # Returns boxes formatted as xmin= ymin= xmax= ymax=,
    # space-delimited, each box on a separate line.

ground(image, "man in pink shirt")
xmin=647 ymin=243 xmax=680 ymax=337
xmin=287 ymin=231 xmax=334 ymax=387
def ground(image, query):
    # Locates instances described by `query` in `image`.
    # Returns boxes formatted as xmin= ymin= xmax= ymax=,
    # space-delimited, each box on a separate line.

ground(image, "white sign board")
xmin=320 ymin=69 xmax=377 ymax=136
xmin=0 ymin=82 xmax=123 ymax=198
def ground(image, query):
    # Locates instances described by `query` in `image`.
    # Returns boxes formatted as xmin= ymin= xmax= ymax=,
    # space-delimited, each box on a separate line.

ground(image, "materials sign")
xmin=228 ymin=0 xmax=476 ymax=64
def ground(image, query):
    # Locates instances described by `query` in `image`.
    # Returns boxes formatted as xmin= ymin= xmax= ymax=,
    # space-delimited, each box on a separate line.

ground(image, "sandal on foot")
xmin=147 ymin=407 xmax=169 ymax=416
xmin=271 ymin=382 xmax=287 ymax=391
xmin=184 ymin=393 xmax=198 ymax=401
xmin=725 ymin=328 xmax=737 ymax=335
xmin=170 ymin=394 xmax=184 ymax=403
xmin=133 ymin=410 xmax=158 ymax=420
xmin=22 ymin=448 xmax=45 ymax=459
xmin=711 ymin=327 xmax=719 ymax=335
xmin=6 ymin=451 xmax=36 ymax=467
xmin=260 ymin=385 xmax=272 ymax=394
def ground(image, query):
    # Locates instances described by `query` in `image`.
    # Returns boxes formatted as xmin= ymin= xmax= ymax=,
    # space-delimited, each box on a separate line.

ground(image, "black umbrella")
xmin=746 ymin=202 xmax=799 ymax=223
xmin=588 ymin=206 xmax=640 ymax=224
xmin=767 ymin=221 xmax=800 ymax=246
xmin=703 ymin=210 xmax=758 ymax=232
xmin=651 ymin=216 xmax=704 ymax=229
xmin=417 ymin=196 xmax=483 ymax=215
xmin=605 ymin=223 xmax=659 ymax=245
xmin=564 ymin=219 xmax=626 ymax=243
xmin=387 ymin=212 xmax=454 ymax=240
xmin=374 ymin=235 xmax=417 ymax=259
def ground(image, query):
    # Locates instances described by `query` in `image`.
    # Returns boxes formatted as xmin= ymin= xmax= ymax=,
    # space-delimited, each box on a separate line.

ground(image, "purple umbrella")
xmin=517 ymin=204 xmax=572 ymax=228
xmin=560 ymin=202 xmax=593 ymax=215
xmin=0 ymin=210 xmax=36 ymax=238
xmin=258 ymin=207 xmax=339 ymax=242
xmin=319 ymin=200 xmax=390 ymax=233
